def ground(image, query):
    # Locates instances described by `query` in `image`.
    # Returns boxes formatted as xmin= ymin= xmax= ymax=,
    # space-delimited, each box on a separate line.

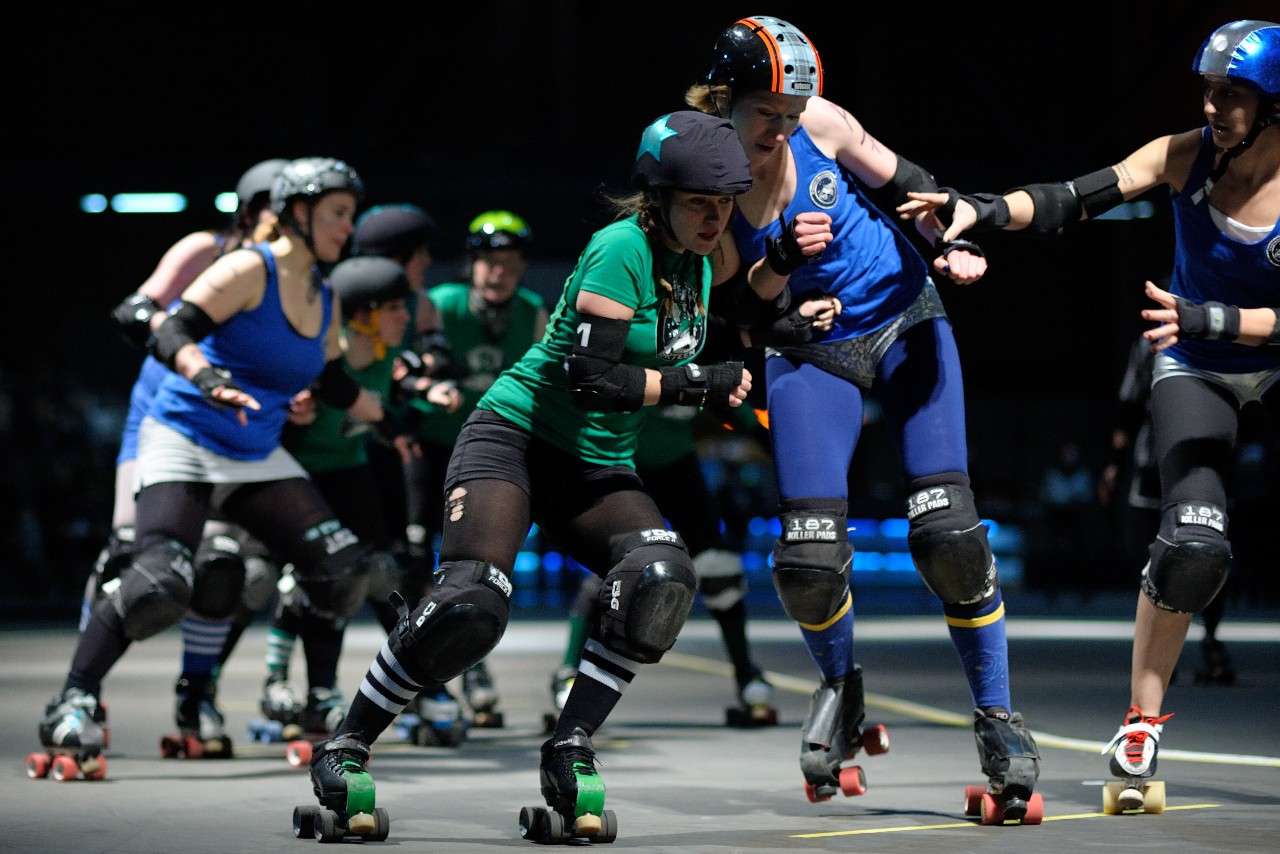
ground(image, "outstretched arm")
xmin=1141 ymin=281 xmax=1279 ymax=351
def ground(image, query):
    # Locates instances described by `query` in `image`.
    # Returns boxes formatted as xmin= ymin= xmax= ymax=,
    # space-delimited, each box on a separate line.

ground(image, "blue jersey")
xmin=729 ymin=126 xmax=929 ymax=341
xmin=1168 ymin=127 xmax=1280 ymax=373
xmin=149 ymin=244 xmax=333 ymax=460
xmin=116 ymin=356 xmax=169 ymax=465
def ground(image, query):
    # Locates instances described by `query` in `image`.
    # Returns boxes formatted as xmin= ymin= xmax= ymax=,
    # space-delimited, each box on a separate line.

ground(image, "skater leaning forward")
xmin=295 ymin=111 xmax=755 ymax=844
xmin=902 ymin=18 xmax=1280 ymax=815
xmin=689 ymin=15 xmax=1042 ymax=822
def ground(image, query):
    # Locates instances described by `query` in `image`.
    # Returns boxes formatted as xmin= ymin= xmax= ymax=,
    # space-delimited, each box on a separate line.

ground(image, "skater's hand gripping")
xmin=192 ymin=366 xmax=260 ymax=427
xmin=765 ymin=212 xmax=833 ymax=275
xmin=800 ymin=296 xmax=842 ymax=333
xmin=897 ymin=191 xmax=978 ymax=241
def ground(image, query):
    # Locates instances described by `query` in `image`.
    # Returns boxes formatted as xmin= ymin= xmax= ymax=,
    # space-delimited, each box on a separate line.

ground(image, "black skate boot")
xmin=27 ymin=688 xmax=108 ymax=781
xmin=1194 ymin=638 xmax=1236 ymax=685
xmin=248 ymin=673 xmax=304 ymax=743
xmin=160 ymin=674 xmax=233 ymax=759
xmin=292 ymin=733 xmax=389 ymax=842
xmin=518 ymin=727 xmax=617 ymax=844
xmin=407 ymin=681 xmax=468 ymax=747
xmin=964 ymin=707 xmax=1043 ymax=824
xmin=1101 ymin=705 xmax=1172 ymax=814
xmin=725 ymin=668 xmax=779 ymax=727
xmin=463 ymin=660 xmax=504 ymax=728
xmin=799 ymin=665 xmax=890 ymax=802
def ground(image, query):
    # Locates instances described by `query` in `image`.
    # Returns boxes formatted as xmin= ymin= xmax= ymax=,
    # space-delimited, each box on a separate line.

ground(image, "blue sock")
xmin=944 ymin=588 xmax=1011 ymax=710
xmin=797 ymin=592 xmax=854 ymax=682
xmin=180 ymin=614 xmax=233 ymax=677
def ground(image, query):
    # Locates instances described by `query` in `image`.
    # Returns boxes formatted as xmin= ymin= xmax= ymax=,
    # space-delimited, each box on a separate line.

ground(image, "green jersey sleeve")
xmin=576 ymin=226 xmax=650 ymax=310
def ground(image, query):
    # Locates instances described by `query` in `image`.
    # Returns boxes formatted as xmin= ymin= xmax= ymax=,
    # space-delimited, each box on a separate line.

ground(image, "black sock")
xmin=556 ymin=638 xmax=639 ymax=738
xmin=66 ymin=602 xmax=131 ymax=696
xmin=302 ymin=615 xmax=344 ymax=692
xmin=708 ymin=600 xmax=755 ymax=687
xmin=216 ymin=607 xmax=254 ymax=670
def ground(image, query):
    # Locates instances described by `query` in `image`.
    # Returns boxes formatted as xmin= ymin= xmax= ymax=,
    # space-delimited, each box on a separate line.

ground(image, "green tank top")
xmin=414 ymin=282 xmax=544 ymax=446
xmin=480 ymin=216 xmax=710 ymax=467
xmin=287 ymin=350 xmax=395 ymax=474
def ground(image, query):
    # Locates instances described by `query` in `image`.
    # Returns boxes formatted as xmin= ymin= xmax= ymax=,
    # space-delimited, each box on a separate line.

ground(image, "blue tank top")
xmin=729 ymin=126 xmax=929 ymax=341
xmin=149 ymin=244 xmax=333 ymax=460
xmin=1167 ymin=127 xmax=1280 ymax=373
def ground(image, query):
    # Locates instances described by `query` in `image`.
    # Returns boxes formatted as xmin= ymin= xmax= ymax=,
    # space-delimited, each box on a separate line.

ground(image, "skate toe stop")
xmin=348 ymin=812 xmax=376 ymax=835
xmin=574 ymin=813 xmax=602 ymax=836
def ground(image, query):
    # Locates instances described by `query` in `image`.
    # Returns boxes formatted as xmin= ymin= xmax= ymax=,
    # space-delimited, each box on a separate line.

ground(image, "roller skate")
xmin=1194 ymin=638 xmax=1236 ymax=685
xmin=292 ymin=733 xmax=390 ymax=843
xmin=160 ymin=674 xmax=233 ymax=759
xmin=396 ymin=682 xmax=467 ymax=747
xmin=463 ymin=660 xmax=505 ymax=728
xmin=799 ymin=666 xmax=890 ymax=802
xmin=725 ymin=670 xmax=779 ymax=727
xmin=284 ymin=687 xmax=347 ymax=768
xmin=542 ymin=665 xmax=577 ymax=734
xmin=963 ymin=707 xmax=1043 ymax=825
xmin=518 ymin=727 xmax=617 ymax=844
xmin=27 ymin=687 xmax=108 ymax=781
xmin=1101 ymin=705 xmax=1172 ymax=815
xmin=249 ymin=674 xmax=305 ymax=743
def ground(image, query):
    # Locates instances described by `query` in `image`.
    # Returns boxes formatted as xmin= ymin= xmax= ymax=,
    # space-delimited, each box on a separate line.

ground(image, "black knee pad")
xmin=190 ymin=532 xmax=246 ymax=619
xmin=110 ymin=539 xmax=194 ymax=640
xmin=598 ymin=529 xmax=697 ymax=664
xmin=771 ymin=499 xmax=852 ymax=625
xmin=694 ymin=548 xmax=746 ymax=611
xmin=241 ymin=554 xmax=281 ymax=613
xmin=85 ymin=526 xmax=136 ymax=611
xmin=389 ymin=560 xmax=512 ymax=684
xmin=905 ymin=474 xmax=996 ymax=605
xmin=363 ymin=550 xmax=405 ymax=604
xmin=293 ymin=519 xmax=371 ymax=620
xmin=1143 ymin=502 xmax=1232 ymax=613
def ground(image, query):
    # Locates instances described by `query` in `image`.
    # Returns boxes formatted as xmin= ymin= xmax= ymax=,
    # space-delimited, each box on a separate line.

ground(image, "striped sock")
xmin=264 ymin=627 xmax=296 ymax=678
xmin=944 ymin=588 xmax=1011 ymax=710
xmin=180 ymin=615 xmax=233 ymax=677
xmin=342 ymin=639 xmax=425 ymax=744
xmin=797 ymin=591 xmax=855 ymax=682
xmin=556 ymin=639 xmax=639 ymax=738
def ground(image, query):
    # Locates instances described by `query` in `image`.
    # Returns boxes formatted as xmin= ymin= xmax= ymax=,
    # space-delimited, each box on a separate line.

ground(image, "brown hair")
xmin=684 ymin=83 xmax=732 ymax=117
xmin=600 ymin=189 xmax=705 ymax=317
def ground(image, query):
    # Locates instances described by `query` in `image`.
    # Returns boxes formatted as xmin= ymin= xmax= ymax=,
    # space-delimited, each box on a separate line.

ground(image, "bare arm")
xmin=139 ymin=231 xmax=222 ymax=330
xmin=801 ymin=97 xmax=898 ymax=187
xmin=169 ymin=250 xmax=265 ymax=381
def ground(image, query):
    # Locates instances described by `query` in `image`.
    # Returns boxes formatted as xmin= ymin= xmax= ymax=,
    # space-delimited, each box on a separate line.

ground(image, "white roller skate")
xmin=1102 ymin=705 xmax=1173 ymax=814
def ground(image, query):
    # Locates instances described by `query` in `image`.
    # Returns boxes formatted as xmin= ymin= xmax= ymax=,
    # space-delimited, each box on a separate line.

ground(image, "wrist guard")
xmin=111 ymin=293 xmax=163 ymax=349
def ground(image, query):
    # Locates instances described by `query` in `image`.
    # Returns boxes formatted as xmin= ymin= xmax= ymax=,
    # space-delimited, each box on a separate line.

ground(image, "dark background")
xmin=4 ymin=2 xmax=1278 ymax=617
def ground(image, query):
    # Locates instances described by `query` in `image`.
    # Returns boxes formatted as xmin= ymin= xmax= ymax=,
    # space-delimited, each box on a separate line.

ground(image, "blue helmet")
xmin=1193 ymin=20 xmax=1280 ymax=97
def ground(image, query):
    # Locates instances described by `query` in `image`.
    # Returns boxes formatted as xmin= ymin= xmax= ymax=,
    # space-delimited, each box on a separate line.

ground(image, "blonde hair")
xmin=684 ymin=83 xmax=732 ymax=117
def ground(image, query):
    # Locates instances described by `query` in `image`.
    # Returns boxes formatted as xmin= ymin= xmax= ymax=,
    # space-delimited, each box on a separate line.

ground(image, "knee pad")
xmin=771 ymin=499 xmax=852 ymax=625
xmin=694 ymin=548 xmax=746 ymax=611
xmin=241 ymin=554 xmax=281 ymax=612
xmin=293 ymin=519 xmax=371 ymax=620
xmin=189 ymin=532 xmax=246 ymax=619
xmin=1143 ymin=502 xmax=1232 ymax=613
xmin=83 ymin=527 xmax=136 ymax=628
xmin=389 ymin=560 xmax=512 ymax=683
xmin=110 ymin=539 xmax=194 ymax=640
xmin=363 ymin=550 xmax=405 ymax=604
xmin=905 ymin=475 xmax=996 ymax=605
xmin=598 ymin=529 xmax=696 ymax=664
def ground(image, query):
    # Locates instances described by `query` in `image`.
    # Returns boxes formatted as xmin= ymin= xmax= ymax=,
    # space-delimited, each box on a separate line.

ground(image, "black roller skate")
xmin=400 ymin=682 xmax=467 ymax=747
xmin=1194 ymin=638 xmax=1236 ymax=685
xmin=725 ymin=670 xmax=779 ymax=727
xmin=463 ymin=661 xmax=504 ymax=728
xmin=284 ymin=687 xmax=347 ymax=768
xmin=1101 ymin=705 xmax=1172 ymax=815
xmin=292 ymin=733 xmax=389 ymax=843
xmin=248 ymin=673 xmax=305 ymax=743
xmin=160 ymin=674 xmax=233 ymax=759
xmin=963 ymin=707 xmax=1043 ymax=825
xmin=799 ymin=665 xmax=890 ymax=802
xmin=518 ymin=727 xmax=617 ymax=844
xmin=542 ymin=666 xmax=577 ymax=735
xmin=27 ymin=688 xmax=108 ymax=782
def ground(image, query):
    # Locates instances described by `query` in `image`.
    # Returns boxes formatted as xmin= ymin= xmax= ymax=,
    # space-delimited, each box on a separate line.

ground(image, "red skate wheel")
xmin=1021 ymin=792 xmax=1044 ymax=825
xmin=839 ymin=765 xmax=867 ymax=797
xmin=50 ymin=755 xmax=79 ymax=782
xmin=82 ymin=755 xmax=107 ymax=781
xmin=286 ymin=740 xmax=313 ymax=767
xmin=978 ymin=792 xmax=1003 ymax=826
xmin=963 ymin=785 xmax=985 ymax=816
xmin=25 ymin=752 xmax=51 ymax=779
xmin=862 ymin=724 xmax=890 ymax=755
xmin=803 ymin=782 xmax=831 ymax=803
xmin=183 ymin=735 xmax=204 ymax=759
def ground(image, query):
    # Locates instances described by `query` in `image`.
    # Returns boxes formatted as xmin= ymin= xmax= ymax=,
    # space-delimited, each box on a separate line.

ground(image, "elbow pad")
xmin=151 ymin=302 xmax=217 ymax=369
xmin=111 ymin=293 xmax=163 ymax=350
xmin=314 ymin=358 xmax=362 ymax=409
xmin=563 ymin=313 xmax=647 ymax=412
xmin=1268 ymin=309 xmax=1280 ymax=346
xmin=1069 ymin=167 xmax=1124 ymax=220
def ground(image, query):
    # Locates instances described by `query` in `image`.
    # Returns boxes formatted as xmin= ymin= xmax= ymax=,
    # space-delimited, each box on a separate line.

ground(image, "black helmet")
xmin=270 ymin=157 xmax=364 ymax=217
xmin=353 ymin=204 xmax=437 ymax=259
xmin=706 ymin=16 xmax=823 ymax=97
xmin=465 ymin=210 xmax=533 ymax=254
xmin=633 ymin=111 xmax=752 ymax=195
xmin=330 ymin=256 xmax=411 ymax=318
xmin=235 ymin=159 xmax=289 ymax=214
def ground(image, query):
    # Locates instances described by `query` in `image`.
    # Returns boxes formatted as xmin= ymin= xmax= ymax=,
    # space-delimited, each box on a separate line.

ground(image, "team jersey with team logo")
xmin=480 ymin=216 xmax=709 ymax=467
xmin=730 ymin=125 xmax=928 ymax=340
xmin=285 ymin=352 xmax=394 ymax=474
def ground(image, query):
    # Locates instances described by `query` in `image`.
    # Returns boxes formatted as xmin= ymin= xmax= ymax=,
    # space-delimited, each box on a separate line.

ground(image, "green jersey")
xmin=415 ymin=282 xmax=544 ymax=446
xmin=286 ymin=350 xmax=394 ymax=474
xmin=480 ymin=216 xmax=710 ymax=467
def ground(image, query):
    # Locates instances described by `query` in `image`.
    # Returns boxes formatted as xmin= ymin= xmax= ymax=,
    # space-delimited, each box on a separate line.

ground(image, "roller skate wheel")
xmin=1101 ymin=782 xmax=1122 ymax=815
xmin=183 ymin=735 xmax=204 ymax=759
xmin=597 ymin=809 xmax=618 ymax=843
xmin=25 ymin=752 xmax=51 ymax=779
xmin=81 ymin=755 xmax=107 ymax=781
xmin=286 ymin=740 xmax=313 ymax=767
xmin=1143 ymin=781 xmax=1166 ymax=814
xmin=518 ymin=806 xmax=545 ymax=840
xmin=862 ymin=724 xmax=890 ymax=755
xmin=839 ymin=765 xmax=867 ymax=797
xmin=574 ymin=813 xmax=603 ymax=837
xmin=1022 ymin=792 xmax=1045 ymax=825
xmin=963 ymin=784 xmax=986 ymax=816
xmin=159 ymin=734 xmax=182 ymax=758
xmin=281 ymin=723 xmax=304 ymax=741
xmin=752 ymin=705 xmax=779 ymax=725
xmin=293 ymin=805 xmax=319 ymax=839
xmin=370 ymin=807 xmax=391 ymax=842
xmin=472 ymin=710 xmax=504 ymax=728
xmin=347 ymin=812 xmax=376 ymax=835
xmin=315 ymin=808 xmax=342 ymax=842
xmin=101 ymin=726 xmax=111 ymax=750
xmin=978 ymin=792 xmax=1003 ymax=825
xmin=803 ymin=781 xmax=832 ymax=803
xmin=50 ymin=755 xmax=80 ymax=782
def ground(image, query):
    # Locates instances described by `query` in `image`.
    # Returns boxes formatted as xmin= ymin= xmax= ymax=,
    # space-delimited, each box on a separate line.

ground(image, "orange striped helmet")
xmin=706 ymin=16 xmax=823 ymax=97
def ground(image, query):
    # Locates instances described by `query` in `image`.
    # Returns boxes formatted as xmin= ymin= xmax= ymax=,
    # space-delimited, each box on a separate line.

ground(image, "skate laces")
xmin=1104 ymin=706 xmax=1174 ymax=758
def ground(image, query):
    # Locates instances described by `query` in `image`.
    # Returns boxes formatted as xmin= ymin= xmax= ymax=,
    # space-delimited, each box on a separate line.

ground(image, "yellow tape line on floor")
xmin=791 ymin=803 xmax=1222 ymax=838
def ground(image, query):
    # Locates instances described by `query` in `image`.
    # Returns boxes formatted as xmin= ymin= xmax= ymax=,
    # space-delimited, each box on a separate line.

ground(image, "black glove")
xmin=191 ymin=366 xmax=246 ymax=408
xmin=110 ymin=293 xmax=163 ymax=349
xmin=659 ymin=361 xmax=743 ymax=409
xmin=1175 ymin=299 xmax=1240 ymax=340
xmin=765 ymin=215 xmax=814 ymax=275
xmin=759 ymin=298 xmax=821 ymax=347
xmin=936 ymin=189 xmax=1011 ymax=232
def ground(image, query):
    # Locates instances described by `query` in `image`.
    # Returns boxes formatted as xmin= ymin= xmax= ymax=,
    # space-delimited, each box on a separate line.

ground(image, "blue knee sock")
xmin=180 ymin=615 xmax=233 ymax=677
xmin=797 ymin=593 xmax=854 ymax=682
xmin=944 ymin=589 xmax=1011 ymax=710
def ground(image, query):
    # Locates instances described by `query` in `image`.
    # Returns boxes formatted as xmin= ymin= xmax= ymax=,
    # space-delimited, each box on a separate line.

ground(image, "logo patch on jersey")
xmin=1267 ymin=236 xmax=1280 ymax=268
xmin=809 ymin=170 xmax=838 ymax=210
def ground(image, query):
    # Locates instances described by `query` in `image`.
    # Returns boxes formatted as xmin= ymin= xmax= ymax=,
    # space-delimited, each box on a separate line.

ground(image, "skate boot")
xmin=285 ymin=687 xmax=348 ymax=767
xmin=27 ymin=687 xmax=108 ymax=781
xmin=725 ymin=669 xmax=779 ymax=727
xmin=799 ymin=665 xmax=890 ymax=802
xmin=518 ymin=727 xmax=617 ymax=844
xmin=542 ymin=665 xmax=577 ymax=734
xmin=160 ymin=675 xmax=233 ymax=759
xmin=1194 ymin=638 xmax=1236 ymax=685
xmin=463 ymin=660 xmax=504 ymax=728
xmin=407 ymin=682 xmax=468 ymax=747
xmin=1101 ymin=705 xmax=1173 ymax=814
xmin=292 ymin=733 xmax=389 ymax=842
xmin=249 ymin=674 xmax=304 ymax=743
xmin=964 ymin=707 xmax=1043 ymax=824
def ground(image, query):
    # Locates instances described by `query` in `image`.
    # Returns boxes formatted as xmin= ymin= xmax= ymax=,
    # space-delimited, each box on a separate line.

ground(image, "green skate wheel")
xmin=315 ymin=808 xmax=342 ymax=842
xmin=292 ymin=805 xmax=319 ymax=839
